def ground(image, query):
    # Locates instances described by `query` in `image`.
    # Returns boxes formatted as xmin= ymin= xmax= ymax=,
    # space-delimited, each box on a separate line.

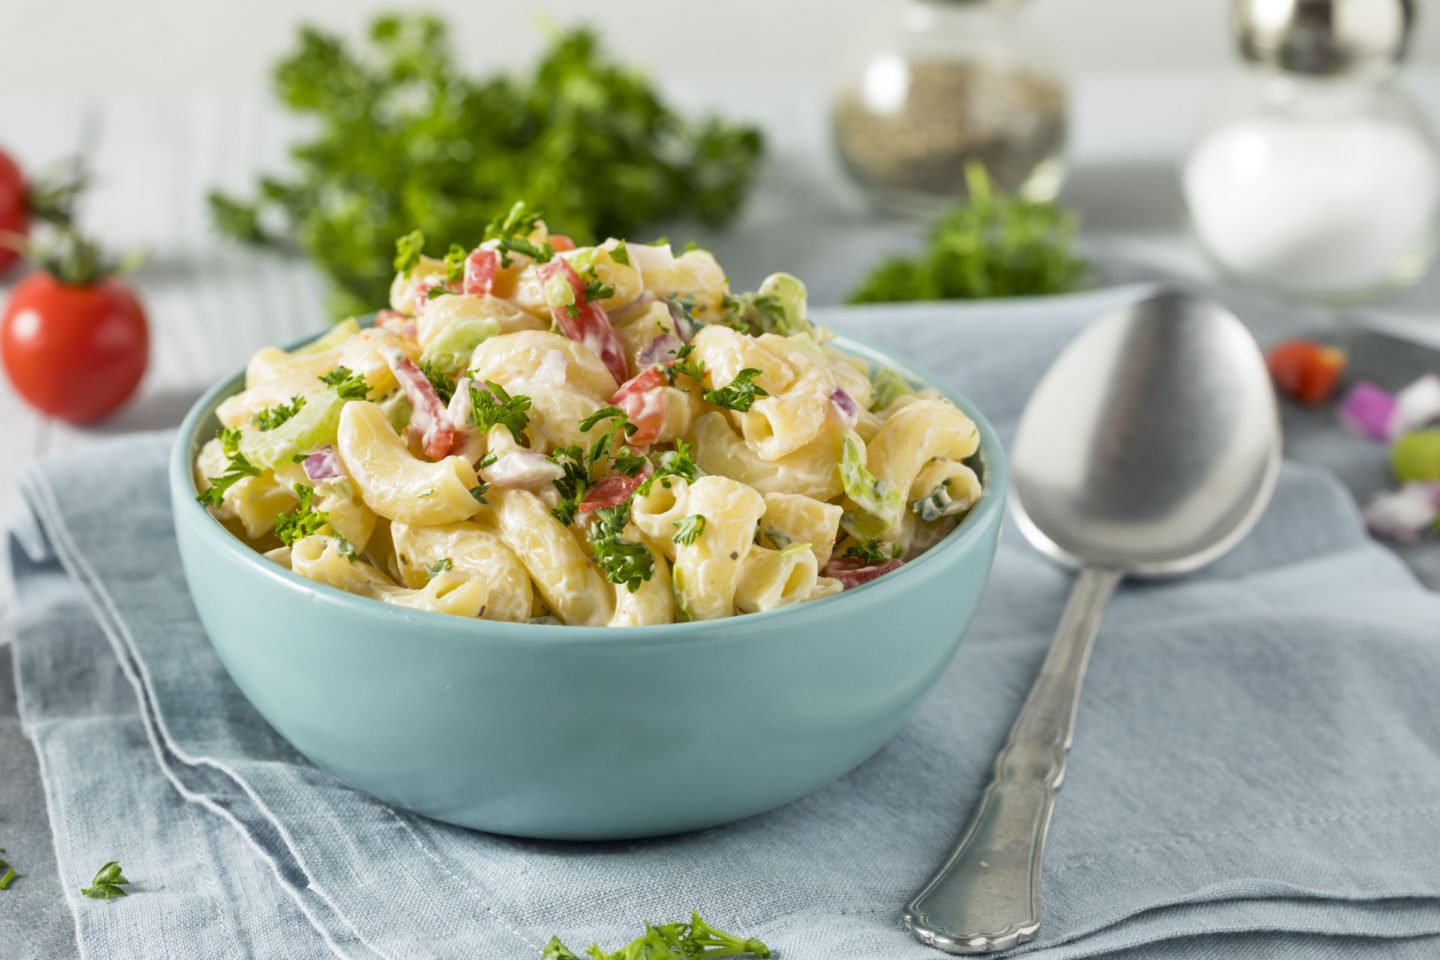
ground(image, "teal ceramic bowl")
xmin=170 ymin=332 xmax=1006 ymax=840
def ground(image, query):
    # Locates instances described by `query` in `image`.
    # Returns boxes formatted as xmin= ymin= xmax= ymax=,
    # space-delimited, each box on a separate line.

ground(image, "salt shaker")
xmin=1183 ymin=0 xmax=1440 ymax=302
xmin=831 ymin=0 xmax=1068 ymax=215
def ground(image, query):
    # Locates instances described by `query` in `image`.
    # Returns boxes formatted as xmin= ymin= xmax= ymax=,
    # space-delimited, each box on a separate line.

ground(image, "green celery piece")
xmin=377 ymin=390 xmax=413 ymax=434
xmin=419 ymin=314 xmax=500 ymax=376
xmin=757 ymin=272 xmax=811 ymax=335
xmin=869 ymin=367 xmax=914 ymax=411
xmin=838 ymin=433 xmax=905 ymax=526
xmin=1392 ymin=429 xmax=1440 ymax=483
xmin=239 ymin=393 xmax=347 ymax=470
xmin=296 ymin=316 xmax=361 ymax=354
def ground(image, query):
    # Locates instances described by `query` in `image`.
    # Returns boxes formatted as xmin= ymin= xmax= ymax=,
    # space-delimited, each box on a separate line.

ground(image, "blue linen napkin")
xmin=8 ymin=285 xmax=1440 ymax=960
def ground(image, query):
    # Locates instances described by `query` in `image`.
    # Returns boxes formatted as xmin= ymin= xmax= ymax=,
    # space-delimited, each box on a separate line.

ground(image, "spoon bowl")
xmin=1010 ymin=289 xmax=1281 ymax=574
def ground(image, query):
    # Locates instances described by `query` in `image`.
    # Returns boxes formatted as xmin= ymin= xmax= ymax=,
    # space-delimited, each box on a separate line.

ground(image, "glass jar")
xmin=1182 ymin=0 xmax=1440 ymax=303
xmin=831 ymin=0 xmax=1068 ymax=215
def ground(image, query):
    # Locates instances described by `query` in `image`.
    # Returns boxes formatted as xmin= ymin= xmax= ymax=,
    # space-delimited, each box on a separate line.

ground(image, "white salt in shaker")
xmin=1183 ymin=0 xmax=1440 ymax=302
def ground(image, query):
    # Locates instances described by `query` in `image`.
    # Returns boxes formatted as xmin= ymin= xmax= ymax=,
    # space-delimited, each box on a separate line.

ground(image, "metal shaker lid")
xmin=1232 ymin=0 xmax=1414 ymax=76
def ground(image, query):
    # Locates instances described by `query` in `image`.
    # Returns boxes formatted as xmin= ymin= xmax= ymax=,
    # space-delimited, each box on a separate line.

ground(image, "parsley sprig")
xmin=673 ymin=514 xmax=706 ymax=546
xmin=843 ymin=538 xmax=903 ymax=563
xmin=484 ymin=201 xmax=554 ymax=267
xmin=547 ymin=445 xmax=589 ymax=526
xmin=274 ymin=484 xmax=330 ymax=546
xmin=0 ymin=849 xmax=16 ymax=891
xmin=663 ymin=343 xmax=705 ymax=386
xmin=80 ymin=861 xmax=130 ymax=902
xmin=703 ymin=368 xmax=768 ymax=412
xmin=636 ymin=438 xmax=701 ymax=496
xmin=320 ymin=366 xmax=369 ymax=401
xmin=589 ymin=501 xmax=655 ymax=593
xmin=421 ymin=361 xmax=457 ymax=403
xmin=469 ymin=380 xmax=532 ymax=442
xmin=251 ymin=395 xmax=307 ymax=431
xmin=197 ymin=428 xmax=262 ymax=507
xmin=425 ymin=557 xmax=454 ymax=579
xmin=543 ymin=911 xmax=770 ymax=960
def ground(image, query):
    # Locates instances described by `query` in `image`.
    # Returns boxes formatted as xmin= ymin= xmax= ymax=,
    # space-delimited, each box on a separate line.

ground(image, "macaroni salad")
xmin=195 ymin=204 xmax=984 ymax=626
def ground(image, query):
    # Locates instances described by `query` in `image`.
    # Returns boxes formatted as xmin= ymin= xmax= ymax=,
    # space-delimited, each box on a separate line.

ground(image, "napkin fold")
xmin=8 ymin=287 xmax=1440 ymax=960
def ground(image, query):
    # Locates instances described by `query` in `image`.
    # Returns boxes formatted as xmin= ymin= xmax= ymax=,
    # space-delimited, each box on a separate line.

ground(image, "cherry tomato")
xmin=1265 ymin=339 xmax=1347 ymax=407
xmin=0 ymin=148 xmax=27 ymax=274
xmin=2 ymin=272 xmax=148 ymax=423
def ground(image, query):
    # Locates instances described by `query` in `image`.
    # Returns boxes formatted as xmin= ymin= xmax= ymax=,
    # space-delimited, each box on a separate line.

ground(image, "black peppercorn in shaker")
xmin=832 ymin=0 xmax=1069 ymax=215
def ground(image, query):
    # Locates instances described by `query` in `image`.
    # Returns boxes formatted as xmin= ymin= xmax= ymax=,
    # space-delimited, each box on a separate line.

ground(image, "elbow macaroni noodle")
xmin=195 ymin=214 xmax=985 ymax=625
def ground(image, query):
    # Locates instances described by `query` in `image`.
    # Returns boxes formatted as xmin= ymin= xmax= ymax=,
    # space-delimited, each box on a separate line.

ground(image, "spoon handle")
xmin=904 ymin=565 xmax=1121 ymax=955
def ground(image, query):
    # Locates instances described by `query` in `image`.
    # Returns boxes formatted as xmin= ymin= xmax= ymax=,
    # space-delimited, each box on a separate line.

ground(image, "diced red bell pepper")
xmin=464 ymin=248 xmax=499 ymax=297
xmin=1266 ymin=339 xmax=1347 ymax=407
xmin=384 ymin=349 xmax=456 ymax=461
xmin=578 ymin=474 xmax=643 ymax=513
xmin=612 ymin=365 xmax=669 ymax=447
xmin=822 ymin=556 xmax=904 ymax=589
xmin=537 ymin=258 xmax=629 ymax=386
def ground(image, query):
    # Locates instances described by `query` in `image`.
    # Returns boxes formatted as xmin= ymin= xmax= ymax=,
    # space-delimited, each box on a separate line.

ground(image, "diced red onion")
xmin=302 ymin=446 xmax=344 ymax=481
xmin=535 ymin=349 xmax=568 ymax=388
xmin=665 ymin=298 xmax=698 ymax=342
xmin=1338 ymin=381 xmax=1396 ymax=440
xmin=829 ymin=387 xmax=859 ymax=429
xmin=481 ymin=451 xmax=564 ymax=488
xmin=578 ymin=474 xmax=643 ymax=513
xmin=637 ymin=334 xmax=685 ymax=368
xmin=1362 ymin=483 xmax=1440 ymax=543
xmin=1392 ymin=374 xmax=1440 ymax=438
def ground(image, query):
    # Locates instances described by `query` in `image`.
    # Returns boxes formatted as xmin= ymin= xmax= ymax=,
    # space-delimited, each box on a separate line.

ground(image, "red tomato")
xmin=2 ymin=272 xmax=148 ymax=423
xmin=0 ymin=148 xmax=27 ymax=274
xmin=1265 ymin=339 xmax=1346 ymax=407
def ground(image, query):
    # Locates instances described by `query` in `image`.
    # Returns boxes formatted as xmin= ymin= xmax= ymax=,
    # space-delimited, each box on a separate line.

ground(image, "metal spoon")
xmin=904 ymin=288 xmax=1281 ymax=954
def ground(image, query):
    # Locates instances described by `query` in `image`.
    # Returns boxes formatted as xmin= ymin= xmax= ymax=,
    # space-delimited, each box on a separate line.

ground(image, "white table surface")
xmin=1 ymin=69 xmax=1438 ymax=526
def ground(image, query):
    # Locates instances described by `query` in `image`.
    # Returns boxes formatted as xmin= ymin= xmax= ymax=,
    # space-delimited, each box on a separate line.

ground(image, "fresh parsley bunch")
xmin=210 ymin=15 xmax=764 ymax=315
xmin=848 ymin=163 xmax=1087 ymax=304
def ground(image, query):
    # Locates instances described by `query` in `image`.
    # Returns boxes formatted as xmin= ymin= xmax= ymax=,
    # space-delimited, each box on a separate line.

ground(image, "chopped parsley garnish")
xmin=581 ymin=274 xmax=614 ymax=304
xmin=470 ymin=379 xmax=531 ymax=442
xmin=636 ymin=438 xmax=701 ymax=496
xmin=610 ymin=240 xmax=629 ymax=266
xmin=319 ymin=366 xmax=369 ymax=401
xmin=703 ymin=368 xmax=768 ymax=412
xmin=590 ymin=501 xmax=654 ymax=593
xmin=425 ymin=285 xmax=451 ymax=301
xmin=843 ymin=538 xmax=902 ymax=563
xmin=673 ymin=514 xmax=706 ymax=546
xmin=421 ymin=361 xmax=457 ymax=403
xmin=426 ymin=557 xmax=454 ymax=578
xmin=80 ymin=861 xmax=130 ymax=902
xmin=274 ymin=484 xmax=330 ymax=546
xmin=543 ymin=911 xmax=770 ymax=960
xmin=721 ymin=291 xmax=787 ymax=336
xmin=469 ymin=483 xmax=489 ymax=503
xmin=0 ymin=849 xmax=16 ymax=891
xmin=251 ymin=395 xmax=307 ymax=431
xmin=483 ymin=201 xmax=554 ymax=267
xmin=663 ymin=343 xmax=706 ymax=386
xmin=869 ymin=367 xmax=913 ymax=411
xmin=197 ymin=427 xmax=262 ymax=507
xmin=610 ymin=449 xmax=649 ymax=476
xmin=548 ymin=445 xmax=588 ymax=525
xmin=335 ymin=536 xmax=358 ymax=563
xmin=443 ymin=243 xmax=467 ymax=286
xmin=579 ymin=406 xmax=637 ymax=436
xmin=394 ymin=229 xmax=425 ymax=275
xmin=478 ymin=451 xmax=498 ymax=468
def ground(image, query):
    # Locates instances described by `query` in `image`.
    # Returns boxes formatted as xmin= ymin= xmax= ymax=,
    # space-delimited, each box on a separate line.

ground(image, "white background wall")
xmin=1 ymin=0 xmax=1436 ymax=95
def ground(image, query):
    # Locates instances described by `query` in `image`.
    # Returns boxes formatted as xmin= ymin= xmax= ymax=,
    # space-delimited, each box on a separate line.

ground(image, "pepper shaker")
xmin=1183 ymin=0 xmax=1440 ymax=302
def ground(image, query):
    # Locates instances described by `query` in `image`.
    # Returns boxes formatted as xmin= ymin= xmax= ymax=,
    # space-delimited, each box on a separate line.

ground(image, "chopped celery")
xmin=838 ymin=433 xmax=905 ymax=526
xmin=240 ymin=393 xmax=347 ymax=470
xmin=419 ymin=314 xmax=500 ymax=375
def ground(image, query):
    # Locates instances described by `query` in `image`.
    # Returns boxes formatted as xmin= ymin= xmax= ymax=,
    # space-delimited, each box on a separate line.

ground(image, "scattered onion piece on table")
xmin=1362 ymin=483 xmax=1440 ymax=543
xmin=1265 ymin=339 xmax=1347 ymax=406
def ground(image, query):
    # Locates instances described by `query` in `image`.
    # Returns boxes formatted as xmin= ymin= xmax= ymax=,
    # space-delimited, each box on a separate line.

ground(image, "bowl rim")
xmin=171 ymin=323 xmax=1008 ymax=647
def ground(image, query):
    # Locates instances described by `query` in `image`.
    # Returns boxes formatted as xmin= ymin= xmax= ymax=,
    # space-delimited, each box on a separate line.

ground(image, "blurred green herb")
xmin=848 ymin=164 xmax=1087 ymax=304
xmin=0 ymin=849 xmax=16 ymax=891
xmin=542 ymin=912 xmax=770 ymax=960
xmin=209 ymin=15 xmax=764 ymax=315
xmin=80 ymin=861 xmax=130 ymax=902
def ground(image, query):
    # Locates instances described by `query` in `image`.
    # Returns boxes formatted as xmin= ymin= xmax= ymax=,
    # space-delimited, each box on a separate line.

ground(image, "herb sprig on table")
xmin=544 ymin=912 xmax=770 ymax=960
xmin=848 ymin=163 xmax=1087 ymax=304
xmin=209 ymin=14 xmax=763 ymax=315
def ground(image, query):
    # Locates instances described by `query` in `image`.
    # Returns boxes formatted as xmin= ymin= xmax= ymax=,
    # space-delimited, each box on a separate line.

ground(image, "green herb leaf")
xmin=869 ymin=367 xmax=913 ymax=411
xmin=319 ymin=366 xmax=370 ymax=401
xmin=636 ymin=438 xmax=701 ymax=496
xmin=843 ymin=537 xmax=901 ymax=563
xmin=610 ymin=449 xmax=648 ymax=477
xmin=590 ymin=501 xmax=654 ymax=593
xmin=470 ymin=380 xmax=531 ymax=442
xmin=579 ymin=406 xmax=637 ymax=436
xmin=425 ymin=557 xmax=454 ymax=578
xmin=79 ymin=860 xmax=130 ymax=902
xmin=848 ymin=163 xmax=1087 ymax=304
xmin=0 ymin=848 xmax=16 ymax=892
xmin=610 ymin=240 xmax=629 ymax=266
xmin=197 ymin=427 xmax=263 ymax=507
xmin=541 ymin=911 xmax=770 ymax=960
xmin=663 ymin=342 xmax=706 ymax=386
xmin=420 ymin=361 xmax=457 ymax=403
xmin=548 ymin=445 xmax=588 ymax=525
xmin=274 ymin=484 xmax=330 ymax=546
xmin=673 ymin=514 xmax=706 ymax=546
xmin=393 ymin=229 xmax=425 ymax=275
xmin=703 ymin=368 xmax=768 ymax=412
xmin=251 ymin=395 xmax=307 ymax=431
